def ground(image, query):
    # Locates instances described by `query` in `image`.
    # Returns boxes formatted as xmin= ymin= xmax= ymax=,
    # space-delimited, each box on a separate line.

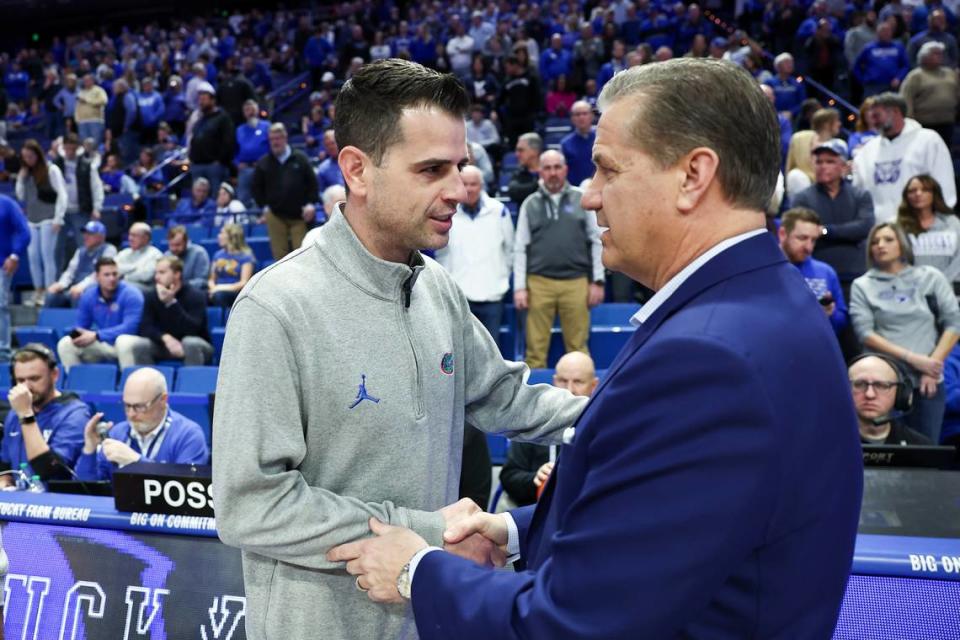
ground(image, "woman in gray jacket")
xmin=15 ymin=139 xmax=67 ymax=306
xmin=897 ymin=174 xmax=960 ymax=287
xmin=850 ymin=222 xmax=960 ymax=444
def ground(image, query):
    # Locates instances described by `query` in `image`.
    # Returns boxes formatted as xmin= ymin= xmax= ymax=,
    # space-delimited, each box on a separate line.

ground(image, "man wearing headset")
xmin=0 ymin=344 xmax=88 ymax=488
xmin=850 ymin=354 xmax=932 ymax=445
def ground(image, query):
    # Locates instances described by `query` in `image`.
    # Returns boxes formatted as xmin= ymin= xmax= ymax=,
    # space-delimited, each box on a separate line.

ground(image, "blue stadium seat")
xmin=487 ymin=434 xmax=509 ymax=465
xmin=65 ymin=364 xmax=118 ymax=392
xmin=186 ymin=224 xmax=208 ymax=243
xmin=37 ymin=308 xmax=79 ymax=335
xmin=248 ymin=238 xmax=273 ymax=263
xmin=211 ymin=328 xmax=226 ymax=364
xmin=246 ymin=223 xmax=268 ymax=238
xmin=174 ymin=366 xmax=219 ymax=394
xmin=13 ymin=327 xmax=58 ymax=352
xmin=82 ymin=392 xmax=125 ymax=424
xmin=151 ymin=227 xmax=168 ymax=246
xmin=589 ymin=328 xmax=635 ymax=369
xmin=169 ymin=392 xmax=212 ymax=445
xmin=200 ymin=238 xmax=219 ymax=259
xmin=590 ymin=303 xmax=640 ymax=327
xmin=0 ymin=368 xmax=10 ymax=388
xmin=501 ymin=152 xmax=519 ymax=170
xmin=527 ymin=368 xmax=554 ymax=386
xmin=120 ymin=365 xmax=175 ymax=391
xmin=206 ymin=307 xmax=224 ymax=331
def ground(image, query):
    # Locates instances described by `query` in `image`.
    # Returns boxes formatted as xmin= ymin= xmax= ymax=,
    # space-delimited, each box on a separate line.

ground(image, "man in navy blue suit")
xmin=328 ymin=59 xmax=864 ymax=638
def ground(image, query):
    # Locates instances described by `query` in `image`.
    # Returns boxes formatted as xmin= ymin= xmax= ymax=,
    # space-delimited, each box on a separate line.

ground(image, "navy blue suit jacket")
xmin=412 ymin=232 xmax=863 ymax=638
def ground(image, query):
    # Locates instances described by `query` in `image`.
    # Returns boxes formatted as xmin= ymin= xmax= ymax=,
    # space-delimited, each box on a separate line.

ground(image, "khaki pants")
xmin=525 ymin=274 xmax=590 ymax=369
xmin=266 ymin=210 xmax=308 ymax=260
xmin=57 ymin=335 xmax=118 ymax=372
xmin=115 ymin=334 xmax=213 ymax=369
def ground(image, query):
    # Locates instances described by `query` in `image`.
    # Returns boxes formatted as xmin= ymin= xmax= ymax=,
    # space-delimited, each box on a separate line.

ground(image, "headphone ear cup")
xmin=896 ymin=375 xmax=914 ymax=413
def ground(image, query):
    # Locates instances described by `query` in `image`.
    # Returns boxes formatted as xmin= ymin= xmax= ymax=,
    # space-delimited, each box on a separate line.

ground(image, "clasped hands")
xmin=326 ymin=498 xmax=508 ymax=603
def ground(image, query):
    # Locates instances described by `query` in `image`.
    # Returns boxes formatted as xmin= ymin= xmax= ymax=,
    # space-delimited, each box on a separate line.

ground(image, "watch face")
xmin=397 ymin=563 xmax=412 ymax=599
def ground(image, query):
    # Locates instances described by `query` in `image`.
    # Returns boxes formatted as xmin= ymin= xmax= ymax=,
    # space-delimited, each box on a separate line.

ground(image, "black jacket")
xmin=189 ymin=108 xmax=236 ymax=166
xmin=499 ymin=441 xmax=550 ymax=506
xmin=52 ymin=156 xmax=94 ymax=215
xmin=252 ymin=149 xmax=319 ymax=219
xmin=139 ymin=283 xmax=210 ymax=349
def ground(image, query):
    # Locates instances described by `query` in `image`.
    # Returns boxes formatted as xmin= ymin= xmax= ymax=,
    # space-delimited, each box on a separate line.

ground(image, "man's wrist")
xmin=18 ymin=413 xmax=37 ymax=424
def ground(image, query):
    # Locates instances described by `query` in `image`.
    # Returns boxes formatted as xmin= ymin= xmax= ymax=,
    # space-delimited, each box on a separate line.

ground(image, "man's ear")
xmin=339 ymin=146 xmax=370 ymax=199
xmin=675 ymin=147 xmax=720 ymax=214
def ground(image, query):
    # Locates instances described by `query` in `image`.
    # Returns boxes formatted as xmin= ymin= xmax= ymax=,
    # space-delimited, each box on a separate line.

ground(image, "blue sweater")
xmin=135 ymin=90 xmax=165 ymax=127
xmin=763 ymin=76 xmax=807 ymax=116
xmin=236 ymin=120 xmax=271 ymax=164
xmin=854 ymin=41 xmax=910 ymax=86
xmin=316 ymin=157 xmax=344 ymax=191
xmin=75 ymin=409 xmax=209 ymax=480
xmin=170 ymin=197 xmax=215 ymax=224
xmin=76 ymin=280 xmax=145 ymax=345
xmin=794 ymin=256 xmax=848 ymax=333
xmin=560 ymin=130 xmax=596 ymax=187
xmin=0 ymin=195 xmax=30 ymax=259
xmin=1 ymin=393 xmax=89 ymax=481
xmin=539 ymin=48 xmax=572 ymax=84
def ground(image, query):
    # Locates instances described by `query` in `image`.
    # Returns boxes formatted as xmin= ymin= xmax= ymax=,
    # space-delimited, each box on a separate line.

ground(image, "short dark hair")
xmin=95 ymin=257 xmax=117 ymax=272
xmin=158 ymin=255 xmax=183 ymax=274
xmin=167 ymin=225 xmax=188 ymax=242
xmin=597 ymin=58 xmax=779 ymax=212
xmin=781 ymin=207 xmax=822 ymax=234
xmin=334 ymin=59 xmax=470 ymax=165
xmin=63 ymin=132 xmax=80 ymax=146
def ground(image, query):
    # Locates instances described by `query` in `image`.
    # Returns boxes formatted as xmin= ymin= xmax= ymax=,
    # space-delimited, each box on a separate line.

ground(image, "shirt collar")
xmin=275 ymin=145 xmax=292 ymax=164
xmin=631 ymin=228 xmax=768 ymax=326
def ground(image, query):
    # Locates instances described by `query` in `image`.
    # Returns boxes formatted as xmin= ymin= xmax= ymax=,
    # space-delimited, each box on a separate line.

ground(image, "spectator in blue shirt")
xmin=235 ymin=100 xmax=270 ymax=207
xmin=170 ymin=177 xmax=215 ymax=225
xmin=316 ymin=130 xmax=345 ymax=192
xmin=597 ymin=40 xmax=627 ymax=91
xmin=676 ymin=3 xmax=714 ymax=55
xmin=560 ymin=101 xmax=596 ymax=187
xmin=779 ymin=207 xmax=848 ymax=335
xmin=539 ymin=34 xmax=572 ymax=85
xmin=410 ymin=24 xmax=438 ymax=68
xmin=907 ymin=9 xmax=959 ymax=68
xmin=242 ymin=55 xmax=273 ymax=96
xmin=304 ymin=27 xmax=335 ymax=89
xmin=162 ymin=75 xmax=188 ymax=138
xmin=4 ymin=63 xmax=29 ymax=103
xmin=0 ymin=194 xmax=30 ymax=362
xmin=0 ymin=344 xmax=88 ymax=488
xmin=764 ymin=53 xmax=807 ymax=117
xmin=56 ymin=256 xmax=145 ymax=371
xmin=135 ymin=76 xmax=165 ymax=144
xmin=853 ymin=21 xmax=910 ymax=96
xmin=76 ymin=367 xmax=209 ymax=481
xmin=208 ymin=223 xmax=255 ymax=308
xmin=53 ymin=74 xmax=78 ymax=133
xmin=469 ymin=11 xmax=496 ymax=52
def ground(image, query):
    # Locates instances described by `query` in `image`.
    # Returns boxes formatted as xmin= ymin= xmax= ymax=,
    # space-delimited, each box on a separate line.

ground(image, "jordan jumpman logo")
xmin=349 ymin=374 xmax=380 ymax=409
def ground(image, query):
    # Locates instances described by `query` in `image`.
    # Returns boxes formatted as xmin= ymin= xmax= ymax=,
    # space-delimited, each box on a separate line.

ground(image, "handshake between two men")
xmin=327 ymin=498 xmax=508 ymax=603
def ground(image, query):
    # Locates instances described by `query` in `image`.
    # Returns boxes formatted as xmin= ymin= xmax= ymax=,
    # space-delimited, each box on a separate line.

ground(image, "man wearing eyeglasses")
xmin=850 ymin=355 xmax=931 ymax=445
xmin=75 ymin=366 xmax=208 ymax=481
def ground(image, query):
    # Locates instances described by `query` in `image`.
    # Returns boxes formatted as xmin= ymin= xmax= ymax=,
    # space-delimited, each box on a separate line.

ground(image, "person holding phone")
xmin=778 ymin=207 xmax=849 ymax=335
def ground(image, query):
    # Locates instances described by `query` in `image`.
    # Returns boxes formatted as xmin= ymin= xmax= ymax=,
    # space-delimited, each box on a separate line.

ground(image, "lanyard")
xmin=128 ymin=413 xmax=171 ymax=460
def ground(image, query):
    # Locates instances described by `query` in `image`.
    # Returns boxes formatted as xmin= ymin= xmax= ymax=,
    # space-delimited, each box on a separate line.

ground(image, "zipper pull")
xmin=402 ymin=272 xmax=414 ymax=309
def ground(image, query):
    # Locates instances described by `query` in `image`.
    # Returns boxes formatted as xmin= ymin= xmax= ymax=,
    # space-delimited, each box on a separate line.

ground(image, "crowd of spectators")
xmin=2 ymin=0 xmax=960 ymax=502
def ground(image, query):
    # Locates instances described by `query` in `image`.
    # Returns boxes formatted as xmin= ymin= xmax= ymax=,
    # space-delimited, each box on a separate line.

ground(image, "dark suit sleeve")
xmin=412 ymin=336 xmax=780 ymax=640
xmin=499 ymin=442 xmax=547 ymax=506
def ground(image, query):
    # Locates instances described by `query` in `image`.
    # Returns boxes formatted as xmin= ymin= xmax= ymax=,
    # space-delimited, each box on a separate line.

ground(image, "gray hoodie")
xmin=213 ymin=208 xmax=586 ymax=640
xmin=908 ymin=213 xmax=960 ymax=283
xmin=850 ymin=264 xmax=960 ymax=380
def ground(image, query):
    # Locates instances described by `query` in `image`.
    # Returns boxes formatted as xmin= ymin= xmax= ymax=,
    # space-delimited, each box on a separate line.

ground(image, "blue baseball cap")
xmin=82 ymin=220 xmax=107 ymax=235
xmin=812 ymin=138 xmax=849 ymax=160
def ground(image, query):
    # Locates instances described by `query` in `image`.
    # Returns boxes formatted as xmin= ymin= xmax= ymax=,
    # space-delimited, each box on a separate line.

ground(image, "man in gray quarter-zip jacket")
xmin=213 ymin=59 xmax=587 ymax=640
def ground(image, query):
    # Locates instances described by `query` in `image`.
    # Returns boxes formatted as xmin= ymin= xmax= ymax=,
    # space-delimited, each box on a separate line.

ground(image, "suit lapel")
xmin=523 ymin=232 xmax=787 ymax=565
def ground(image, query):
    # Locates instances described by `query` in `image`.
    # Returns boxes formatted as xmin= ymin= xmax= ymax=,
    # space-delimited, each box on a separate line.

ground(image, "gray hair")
xmin=193 ymin=176 xmax=210 ymax=190
xmin=129 ymin=222 xmax=152 ymax=236
xmin=268 ymin=122 xmax=287 ymax=136
xmin=918 ymin=41 xmax=946 ymax=62
xmin=597 ymin=58 xmax=780 ymax=212
xmin=872 ymin=92 xmax=908 ymax=116
xmin=321 ymin=184 xmax=346 ymax=207
xmin=518 ymin=132 xmax=543 ymax=152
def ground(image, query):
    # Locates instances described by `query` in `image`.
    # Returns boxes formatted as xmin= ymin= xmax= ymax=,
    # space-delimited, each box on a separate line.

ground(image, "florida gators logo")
xmin=441 ymin=352 xmax=455 ymax=375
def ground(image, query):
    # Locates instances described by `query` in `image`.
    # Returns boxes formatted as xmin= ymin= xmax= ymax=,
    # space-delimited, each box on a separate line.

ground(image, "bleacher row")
xmin=9 ymin=304 xmax=641 ymax=464
xmin=0 ymin=363 xmax=216 ymax=447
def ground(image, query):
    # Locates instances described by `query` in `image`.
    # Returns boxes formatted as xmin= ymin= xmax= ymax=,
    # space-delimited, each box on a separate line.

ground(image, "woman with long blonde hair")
xmin=208 ymin=223 xmax=255 ymax=308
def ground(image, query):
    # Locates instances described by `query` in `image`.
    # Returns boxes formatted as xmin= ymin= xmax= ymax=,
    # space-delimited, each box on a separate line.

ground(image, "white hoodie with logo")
xmin=852 ymin=118 xmax=956 ymax=223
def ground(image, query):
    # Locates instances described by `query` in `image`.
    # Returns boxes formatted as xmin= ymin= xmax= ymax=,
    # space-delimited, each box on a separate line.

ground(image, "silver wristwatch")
xmin=397 ymin=561 xmax=412 ymax=599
